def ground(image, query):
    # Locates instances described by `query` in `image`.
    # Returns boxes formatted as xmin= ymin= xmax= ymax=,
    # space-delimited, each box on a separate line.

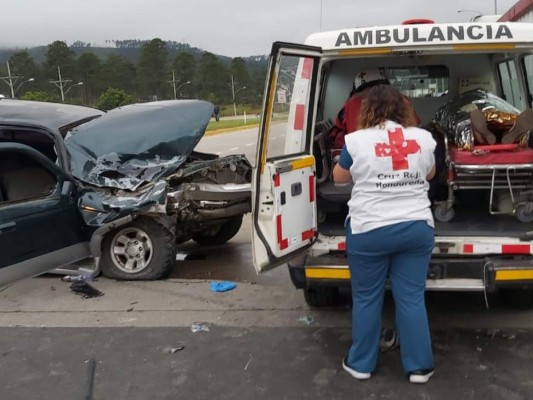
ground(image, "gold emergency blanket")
xmin=433 ymin=89 xmax=520 ymax=150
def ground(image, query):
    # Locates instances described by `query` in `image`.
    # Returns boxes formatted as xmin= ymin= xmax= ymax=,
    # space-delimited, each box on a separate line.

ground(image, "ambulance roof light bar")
xmin=402 ymin=19 xmax=435 ymax=25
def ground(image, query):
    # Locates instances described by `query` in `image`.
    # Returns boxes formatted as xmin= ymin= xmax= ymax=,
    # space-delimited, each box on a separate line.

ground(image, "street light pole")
xmin=14 ymin=77 xmax=35 ymax=97
xmin=64 ymin=81 xmax=84 ymax=99
xmin=176 ymin=80 xmax=191 ymax=98
xmin=457 ymin=9 xmax=483 ymax=21
xmin=168 ymin=70 xmax=191 ymax=99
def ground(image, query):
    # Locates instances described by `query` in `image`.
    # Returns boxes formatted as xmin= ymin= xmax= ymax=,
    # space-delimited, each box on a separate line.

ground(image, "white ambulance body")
xmin=252 ymin=20 xmax=533 ymax=307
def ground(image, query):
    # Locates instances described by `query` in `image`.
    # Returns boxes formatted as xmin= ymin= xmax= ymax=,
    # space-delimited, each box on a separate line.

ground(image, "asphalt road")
xmin=2 ymin=126 xmax=533 ymax=399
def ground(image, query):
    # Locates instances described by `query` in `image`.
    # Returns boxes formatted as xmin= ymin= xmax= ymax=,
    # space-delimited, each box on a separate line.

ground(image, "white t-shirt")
xmin=341 ymin=120 xmax=436 ymax=234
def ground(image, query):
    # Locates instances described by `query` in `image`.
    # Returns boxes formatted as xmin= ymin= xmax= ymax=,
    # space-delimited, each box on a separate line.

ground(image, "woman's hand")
xmin=333 ymin=163 xmax=352 ymax=184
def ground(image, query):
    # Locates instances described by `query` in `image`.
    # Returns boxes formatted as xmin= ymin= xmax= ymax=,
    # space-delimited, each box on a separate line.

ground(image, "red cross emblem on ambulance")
xmin=375 ymin=128 xmax=420 ymax=170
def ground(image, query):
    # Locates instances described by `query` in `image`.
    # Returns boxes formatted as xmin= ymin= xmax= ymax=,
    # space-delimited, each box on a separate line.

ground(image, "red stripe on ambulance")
xmin=273 ymin=173 xmax=280 ymax=187
xmin=462 ymin=243 xmax=531 ymax=254
xmin=301 ymin=58 xmax=313 ymax=79
xmin=463 ymin=244 xmax=474 ymax=253
xmin=502 ymin=244 xmax=531 ymax=254
xmin=276 ymin=214 xmax=288 ymax=250
xmin=294 ymin=104 xmax=305 ymax=131
xmin=302 ymin=229 xmax=315 ymax=241
xmin=309 ymin=175 xmax=315 ymax=202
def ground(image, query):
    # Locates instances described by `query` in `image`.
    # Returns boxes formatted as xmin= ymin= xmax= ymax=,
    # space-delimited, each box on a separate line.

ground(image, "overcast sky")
xmin=3 ymin=0 xmax=520 ymax=57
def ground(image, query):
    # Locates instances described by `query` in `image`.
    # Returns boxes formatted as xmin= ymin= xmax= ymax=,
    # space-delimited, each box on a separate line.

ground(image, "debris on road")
xmin=298 ymin=315 xmax=317 ymax=326
xmin=171 ymin=346 xmax=185 ymax=353
xmin=191 ymin=323 xmax=210 ymax=333
xmin=244 ymin=354 xmax=253 ymax=370
xmin=85 ymin=358 xmax=96 ymax=400
xmin=209 ymin=281 xmax=237 ymax=293
xmin=62 ymin=267 xmax=98 ymax=282
xmin=69 ymin=281 xmax=104 ymax=299
xmin=162 ymin=345 xmax=186 ymax=354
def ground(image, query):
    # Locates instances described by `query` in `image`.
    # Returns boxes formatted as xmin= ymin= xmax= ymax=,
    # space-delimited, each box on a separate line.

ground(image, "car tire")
xmin=101 ymin=217 xmax=176 ymax=280
xmin=499 ymin=288 xmax=533 ymax=309
xmin=303 ymin=287 xmax=340 ymax=308
xmin=192 ymin=216 xmax=243 ymax=246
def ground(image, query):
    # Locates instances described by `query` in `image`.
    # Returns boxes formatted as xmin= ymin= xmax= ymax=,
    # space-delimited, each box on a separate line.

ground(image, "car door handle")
xmin=0 ymin=222 xmax=16 ymax=234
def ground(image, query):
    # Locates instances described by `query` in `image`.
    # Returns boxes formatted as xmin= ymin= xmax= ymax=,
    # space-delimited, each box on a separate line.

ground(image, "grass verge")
xmin=206 ymin=114 xmax=288 ymax=135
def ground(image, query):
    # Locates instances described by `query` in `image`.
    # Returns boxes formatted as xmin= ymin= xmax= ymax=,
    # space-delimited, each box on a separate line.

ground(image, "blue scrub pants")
xmin=345 ymin=220 xmax=434 ymax=374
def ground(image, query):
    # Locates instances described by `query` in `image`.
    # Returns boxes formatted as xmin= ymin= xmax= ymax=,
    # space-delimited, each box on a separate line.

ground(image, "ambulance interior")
xmin=306 ymin=51 xmax=533 ymax=237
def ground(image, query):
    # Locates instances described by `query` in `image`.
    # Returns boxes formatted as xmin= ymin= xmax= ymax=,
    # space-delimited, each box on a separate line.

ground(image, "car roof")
xmin=0 ymin=99 xmax=104 ymax=134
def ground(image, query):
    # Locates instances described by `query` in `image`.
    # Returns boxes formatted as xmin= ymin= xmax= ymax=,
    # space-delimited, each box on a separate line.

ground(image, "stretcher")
xmin=434 ymin=134 xmax=533 ymax=223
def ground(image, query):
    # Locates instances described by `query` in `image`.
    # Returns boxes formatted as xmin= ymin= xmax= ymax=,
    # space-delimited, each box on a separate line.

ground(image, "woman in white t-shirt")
xmin=333 ymin=84 xmax=436 ymax=384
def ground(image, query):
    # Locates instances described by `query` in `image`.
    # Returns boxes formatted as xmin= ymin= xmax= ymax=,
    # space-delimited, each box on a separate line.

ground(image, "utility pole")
xmin=170 ymin=70 xmax=179 ymax=100
xmin=0 ymin=61 xmax=21 ymax=98
xmin=50 ymin=66 xmax=70 ymax=102
xmin=49 ymin=66 xmax=83 ymax=102
xmin=231 ymin=74 xmax=236 ymax=116
xmin=229 ymin=74 xmax=246 ymax=117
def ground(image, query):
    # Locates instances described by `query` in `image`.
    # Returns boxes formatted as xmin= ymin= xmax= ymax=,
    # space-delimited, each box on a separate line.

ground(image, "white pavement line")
xmin=245 ymin=143 xmax=254 ymax=147
xmin=230 ymin=147 xmax=239 ymax=151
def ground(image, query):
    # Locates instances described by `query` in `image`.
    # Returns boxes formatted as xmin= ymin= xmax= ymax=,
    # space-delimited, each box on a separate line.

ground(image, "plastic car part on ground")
xmin=297 ymin=315 xmax=317 ymax=325
xmin=209 ymin=281 xmax=237 ymax=292
xmin=191 ymin=323 xmax=210 ymax=333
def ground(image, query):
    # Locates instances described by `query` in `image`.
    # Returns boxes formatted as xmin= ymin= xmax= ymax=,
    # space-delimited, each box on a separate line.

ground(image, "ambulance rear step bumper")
xmin=288 ymin=254 xmax=533 ymax=292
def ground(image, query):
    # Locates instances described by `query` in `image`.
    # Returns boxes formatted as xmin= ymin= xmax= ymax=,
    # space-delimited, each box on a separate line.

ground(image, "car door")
xmin=0 ymin=143 xmax=90 ymax=287
xmin=252 ymin=42 xmax=322 ymax=273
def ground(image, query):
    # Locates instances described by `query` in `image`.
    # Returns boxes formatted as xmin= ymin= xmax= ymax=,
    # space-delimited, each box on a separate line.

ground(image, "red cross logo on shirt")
xmin=375 ymin=128 xmax=420 ymax=170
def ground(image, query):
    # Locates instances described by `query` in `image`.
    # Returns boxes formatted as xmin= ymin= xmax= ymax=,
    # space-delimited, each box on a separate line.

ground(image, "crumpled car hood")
xmin=65 ymin=100 xmax=214 ymax=190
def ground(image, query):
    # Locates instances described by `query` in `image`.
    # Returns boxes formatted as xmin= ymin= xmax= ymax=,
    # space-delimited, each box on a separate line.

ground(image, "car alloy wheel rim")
xmin=110 ymin=227 xmax=154 ymax=273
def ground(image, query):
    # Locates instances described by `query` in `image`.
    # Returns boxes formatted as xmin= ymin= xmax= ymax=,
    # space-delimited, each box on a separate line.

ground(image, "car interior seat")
xmin=0 ymin=153 xmax=57 ymax=203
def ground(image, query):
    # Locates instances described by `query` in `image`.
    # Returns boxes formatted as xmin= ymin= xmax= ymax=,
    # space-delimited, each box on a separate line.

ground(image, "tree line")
xmin=0 ymin=39 xmax=268 ymax=112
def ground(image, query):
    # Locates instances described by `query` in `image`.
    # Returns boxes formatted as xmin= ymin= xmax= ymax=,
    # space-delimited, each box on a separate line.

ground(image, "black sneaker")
xmin=380 ymin=328 xmax=399 ymax=352
xmin=409 ymin=368 xmax=434 ymax=384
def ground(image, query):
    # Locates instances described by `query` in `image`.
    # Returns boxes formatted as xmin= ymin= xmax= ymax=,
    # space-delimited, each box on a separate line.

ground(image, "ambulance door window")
xmin=523 ymin=55 xmax=533 ymax=108
xmin=266 ymin=55 xmax=315 ymax=160
xmin=498 ymin=60 xmax=521 ymax=107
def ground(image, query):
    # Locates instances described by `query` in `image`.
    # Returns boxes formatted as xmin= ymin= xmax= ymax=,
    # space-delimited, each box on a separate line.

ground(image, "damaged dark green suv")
xmin=0 ymin=99 xmax=252 ymax=285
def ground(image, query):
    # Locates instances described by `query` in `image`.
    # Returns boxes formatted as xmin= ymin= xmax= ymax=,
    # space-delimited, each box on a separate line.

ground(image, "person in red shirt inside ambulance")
xmin=328 ymin=69 xmax=419 ymax=164
xmin=333 ymin=84 xmax=436 ymax=384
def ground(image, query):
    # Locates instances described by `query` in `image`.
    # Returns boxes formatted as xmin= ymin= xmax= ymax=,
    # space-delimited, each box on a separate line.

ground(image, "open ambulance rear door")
xmin=252 ymin=42 xmax=322 ymax=273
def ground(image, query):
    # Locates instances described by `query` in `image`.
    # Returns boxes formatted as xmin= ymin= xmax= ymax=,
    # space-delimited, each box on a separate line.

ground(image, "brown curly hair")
xmin=358 ymin=85 xmax=418 ymax=129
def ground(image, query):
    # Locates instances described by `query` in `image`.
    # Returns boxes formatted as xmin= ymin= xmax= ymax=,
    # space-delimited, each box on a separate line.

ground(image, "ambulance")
xmin=251 ymin=20 xmax=533 ymax=308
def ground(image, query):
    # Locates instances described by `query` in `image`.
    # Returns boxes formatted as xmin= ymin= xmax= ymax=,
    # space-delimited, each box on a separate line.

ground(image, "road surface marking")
xmin=246 ymin=143 xmax=254 ymax=147
xmin=230 ymin=147 xmax=239 ymax=151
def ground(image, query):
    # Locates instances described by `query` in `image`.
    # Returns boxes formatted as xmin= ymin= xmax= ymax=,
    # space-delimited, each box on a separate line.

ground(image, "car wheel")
xmin=303 ymin=287 xmax=339 ymax=308
xmin=101 ymin=217 xmax=176 ymax=280
xmin=499 ymin=288 xmax=533 ymax=309
xmin=192 ymin=216 xmax=243 ymax=246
